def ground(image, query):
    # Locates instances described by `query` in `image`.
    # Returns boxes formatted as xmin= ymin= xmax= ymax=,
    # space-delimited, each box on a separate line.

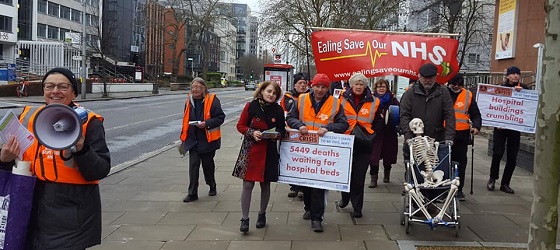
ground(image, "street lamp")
xmin=187 ymin=57 xmax=194 ymax=78
xmin=533 ymin=43 xmax=544 ymax=93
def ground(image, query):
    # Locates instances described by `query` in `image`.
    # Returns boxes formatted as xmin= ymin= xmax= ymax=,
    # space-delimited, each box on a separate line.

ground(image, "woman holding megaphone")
xmin=0 ymin=67 xmax=111 ymax=250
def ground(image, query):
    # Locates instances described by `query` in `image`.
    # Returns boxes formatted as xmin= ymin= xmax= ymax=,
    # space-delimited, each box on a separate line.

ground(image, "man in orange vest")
xmin=180 ymin=77 xmax=225 ymax=202
xmin=0 ymin=67 xmax=111 ymax=249
xmin=447 ymin=73 xmax=481 ymax=201
xmin=286 ymin=73 xmax=348 ymax=233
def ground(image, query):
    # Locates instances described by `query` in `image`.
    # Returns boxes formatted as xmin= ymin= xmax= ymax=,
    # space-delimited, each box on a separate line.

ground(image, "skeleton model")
xmin=404 ymin=118 xmax=460 ymax=225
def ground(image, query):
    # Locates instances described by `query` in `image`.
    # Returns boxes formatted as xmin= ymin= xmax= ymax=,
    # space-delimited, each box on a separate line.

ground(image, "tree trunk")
xmin=528 ymin=1 xmax=560 ymax=249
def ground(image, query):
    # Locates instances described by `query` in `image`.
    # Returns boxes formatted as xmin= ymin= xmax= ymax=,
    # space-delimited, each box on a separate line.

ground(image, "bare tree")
xmin=238 ymin=54 xmax=264 ymax=80
xmin=418 ymin=0 xmax=495 ymax=71
xmin=259 ymin=0 xmax=403 ymax=65
xmin=528 ymin=1 xmax=559 ymax=248
xmin=162 ymin=0 xmax=221 ymax=81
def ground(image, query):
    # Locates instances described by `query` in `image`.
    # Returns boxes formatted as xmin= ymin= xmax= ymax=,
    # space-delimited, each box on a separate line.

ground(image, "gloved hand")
xmin=445 ymin=140 xmax=454 ymax=146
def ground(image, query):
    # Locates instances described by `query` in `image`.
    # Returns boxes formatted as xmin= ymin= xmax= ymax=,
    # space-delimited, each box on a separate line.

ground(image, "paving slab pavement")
xmin=88 ymin=111 xmax=558 ymax=250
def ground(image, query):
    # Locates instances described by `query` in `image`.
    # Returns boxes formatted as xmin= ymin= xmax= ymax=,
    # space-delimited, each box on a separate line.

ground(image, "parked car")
xmin=245 ymin=81 xmax=256 ymax=91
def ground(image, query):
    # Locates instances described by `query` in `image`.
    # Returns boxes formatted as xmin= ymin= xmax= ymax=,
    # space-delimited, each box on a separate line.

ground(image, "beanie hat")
xmin=311 ymin=73 xmax=331 ymax=88
xmin=293 ymin=72 xmax=308 ymax=85
xmin=448 ymin=73 xmax=464 ymax=86
xmin=506 ymin=66 xmax=521 ymax=76
xmin=348 ymin=72 xmax=368 ymax=85
xmin=42 ymin=68 xmax=78 ymax=96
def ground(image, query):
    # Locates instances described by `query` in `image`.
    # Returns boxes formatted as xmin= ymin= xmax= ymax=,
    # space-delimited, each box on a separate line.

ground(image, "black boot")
xmin=256 ymin=212 xmax=266 ymax=228
xmin=240 ymin=218 xmax=249 ymax=232
xmin=383 ymin=167 xmax=391 ymax=183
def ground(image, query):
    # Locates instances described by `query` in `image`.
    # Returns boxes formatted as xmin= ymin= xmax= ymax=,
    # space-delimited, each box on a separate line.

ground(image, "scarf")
xmin=375 ymin=92 xmax=391 ymax=107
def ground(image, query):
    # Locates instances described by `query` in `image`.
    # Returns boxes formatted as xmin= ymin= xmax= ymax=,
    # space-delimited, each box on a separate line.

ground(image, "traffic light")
xmin=250 ymin=71 xmax=253 ymax=79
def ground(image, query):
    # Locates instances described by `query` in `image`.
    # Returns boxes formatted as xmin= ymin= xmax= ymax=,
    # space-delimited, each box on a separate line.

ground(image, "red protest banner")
xmin=311 ymin=30 xmax=460 ymax=83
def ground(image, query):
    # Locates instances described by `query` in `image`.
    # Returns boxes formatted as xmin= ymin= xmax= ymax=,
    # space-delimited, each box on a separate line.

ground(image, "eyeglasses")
xmin=44 ymin=83 xmax=71 ymax=91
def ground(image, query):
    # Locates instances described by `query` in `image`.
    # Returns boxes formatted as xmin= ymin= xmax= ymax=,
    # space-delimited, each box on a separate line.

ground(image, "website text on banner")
xmin=476 ymin=83 xmax=538 ymax=133
xmin=311 ymin=30 xmax=460 ymax=83
xmin=278 ymin=131 xmax=354 ymax=192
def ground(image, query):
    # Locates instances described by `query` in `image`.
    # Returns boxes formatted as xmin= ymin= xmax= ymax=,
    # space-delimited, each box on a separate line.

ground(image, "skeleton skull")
xmin=409 ymin=118 xmax=424 ymax=135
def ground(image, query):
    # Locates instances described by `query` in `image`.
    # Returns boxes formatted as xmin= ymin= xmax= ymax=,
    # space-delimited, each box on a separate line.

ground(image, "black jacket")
xmin=0 ymin=107 xmax=111 ymax=250
xmin=400 ymin=82 xmax=456 ymax=142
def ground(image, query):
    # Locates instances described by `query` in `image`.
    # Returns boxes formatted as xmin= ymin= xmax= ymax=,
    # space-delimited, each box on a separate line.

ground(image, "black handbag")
xmin=351 ymin=125 xmax=375 ymax=151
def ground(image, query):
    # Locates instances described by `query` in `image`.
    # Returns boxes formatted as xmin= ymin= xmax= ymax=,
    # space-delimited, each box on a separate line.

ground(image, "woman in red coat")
xmin=233 ymin=81 xmax=286 ymax=233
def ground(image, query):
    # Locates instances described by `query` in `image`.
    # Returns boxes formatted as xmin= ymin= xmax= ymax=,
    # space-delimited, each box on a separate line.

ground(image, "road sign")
xmin=72 ymin=55 xmax=82 ymax=61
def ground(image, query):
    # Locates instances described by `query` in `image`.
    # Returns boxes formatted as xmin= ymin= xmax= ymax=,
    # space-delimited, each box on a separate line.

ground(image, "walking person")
xmin=0 ymin=67 xmax=111 ymax=249
xmin=487 ymin=66 xmax=529 ymax=194
xmin=286 ymin=73 xmax=348 ymax=232
xmin=180 ymin=77 xmax=226 ymax=202
xmin=233 ymin=81 xmax=286 ymax=233
xmin=368 ymin=79 xmax=400 ymax=188
xmin=337 ymin=73 xmax=382 ymax=218
xmin=400 ymin=63 xmax=456 ymax=214
xmin=447 ymin=73 xmax=482 ymax=200
xmin=280 ymin=73 xmax=309 ymax=199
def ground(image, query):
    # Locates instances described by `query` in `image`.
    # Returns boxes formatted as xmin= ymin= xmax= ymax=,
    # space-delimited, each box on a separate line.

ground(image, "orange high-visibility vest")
xmin=340 ymin=97 xmax=379 ymax=135
xmin=20 ymin=105 xmax=103 ymax=184
xmin=280 ymin=92 xmax=293 ymax=113
xmin=180 ymin=93 xmax=221 ymax=142
xmin=297 ymin=93 xmax=340 ymax=130
xmin=454 ymin=88 xmax=472 ymax=131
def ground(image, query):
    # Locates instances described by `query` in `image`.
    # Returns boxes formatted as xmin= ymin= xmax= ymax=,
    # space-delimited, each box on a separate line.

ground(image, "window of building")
xmin=0 ymin=15 xmax=12 ymax=33
xmin=0 ymin=0 xmax=12 ymax=5
xmin=59 ymin=28 xmax=69 ymax=41
xmin=71 ymin=9 xmax=81 ymax=23
xmin=38 ymin=0 xmax=47 ymax=13
xmin=37 ymin=23 xmax=46 ymax=38
xmin=47 ymin=26 xmax=58 ymax=40
xmin=48 ymin=2 xmax=59 ymax=17
xmin=467 ymin=53 xmax=480 ymax=64
xmin=60 ymin=6 xmax=70 ymax=20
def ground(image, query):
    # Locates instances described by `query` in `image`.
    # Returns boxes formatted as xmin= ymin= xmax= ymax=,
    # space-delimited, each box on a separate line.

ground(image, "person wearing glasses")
xmin=0 ymin=67 xmax=111 ymax=249
xmin=179 ymin=77 xmax=226 ymax=202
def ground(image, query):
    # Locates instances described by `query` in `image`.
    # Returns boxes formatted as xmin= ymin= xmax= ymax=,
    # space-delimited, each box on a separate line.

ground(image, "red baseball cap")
xmin=311 ymin=73 xmax=331 ymax=88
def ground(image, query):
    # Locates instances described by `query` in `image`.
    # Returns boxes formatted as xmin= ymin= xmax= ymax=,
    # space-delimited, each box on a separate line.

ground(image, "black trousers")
xmin=341 ymin=152 xmax=370 ymax=213
xmin=302 ymin=186 xmax=326 ymax=222
xmin=451 ymin=130 xmax=471 ymax=192
xmin=188 ymin=150 xmax=217 ymax=196
xmin=490 ymin=128 xmax=521 ymax=186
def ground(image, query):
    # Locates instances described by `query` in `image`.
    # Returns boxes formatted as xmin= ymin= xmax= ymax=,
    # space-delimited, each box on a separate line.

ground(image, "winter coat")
xmin=181 ymin=94 xmax=226 ymax=154
xmin=400 ymin=82 xmax=455 ymax=142
xmin=233 ymin=100 xmax=286 ymax=182
xmin=0 ymin=111 xmax=111 ymax=250
xmin=370 ymin=91 xmax=400 ymax=165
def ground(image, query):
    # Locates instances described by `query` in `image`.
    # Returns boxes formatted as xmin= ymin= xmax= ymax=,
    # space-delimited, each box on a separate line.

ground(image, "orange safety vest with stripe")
xmin=454 ymin=88 xmax=472 ymax=131
xmin=297 ymin=93 xmax=340 ymax=130
xmin=19 ymin=105 xmax=103 ymax=184
xmin=180 ymin=93 xmax=221 ymax=142
xmin=280 ymin=92 xmax=294 ymax=113
xmin=340 ymin=97 xmax=379 ymax=135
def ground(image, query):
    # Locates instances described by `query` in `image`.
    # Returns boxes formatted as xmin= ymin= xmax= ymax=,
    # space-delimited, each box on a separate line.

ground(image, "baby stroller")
xmin=400 ymin=119 xmax=460 ymax=236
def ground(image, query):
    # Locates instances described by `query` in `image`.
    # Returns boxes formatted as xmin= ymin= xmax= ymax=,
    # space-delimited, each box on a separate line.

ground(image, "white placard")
xmin=476 ymin=83 xmax=538 ymax=133
xmin=278 ymin=131 xmax=354 ymax=192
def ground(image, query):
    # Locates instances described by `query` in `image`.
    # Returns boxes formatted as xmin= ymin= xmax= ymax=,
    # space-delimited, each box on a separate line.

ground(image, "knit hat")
xmin=42 ymin=68 xmax=78 ymax=96
xmin=311 ymin=73 xmax=331 ymax=88
xmin=448 ymin=73 xmax=464 ymax=86
xmin=418 ymin=63 xmax=438 ymax=77
xmin=506 ymin=66 xmax=521 ymax=76
xmin=348 ymin=72 xmax=368 ymax=85
xmin=293 ymin=72 xmax=308 ymax=85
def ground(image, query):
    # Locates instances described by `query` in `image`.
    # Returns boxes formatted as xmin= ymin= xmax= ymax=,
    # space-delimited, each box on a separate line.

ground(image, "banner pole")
xmin=305 ymin=28 xmax=311 ymax=77
xmin=309 ymin=26 xmax=460 ymax=37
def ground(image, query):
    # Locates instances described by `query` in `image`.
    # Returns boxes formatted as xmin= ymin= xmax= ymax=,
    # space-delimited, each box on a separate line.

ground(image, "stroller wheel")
xmin=405 ymin=214 xmax=411 ymax=234
xmin=400 ymin=195 xmax=406 ymax=225
xmin=454 ymin=218 xmax=460 ymax=237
